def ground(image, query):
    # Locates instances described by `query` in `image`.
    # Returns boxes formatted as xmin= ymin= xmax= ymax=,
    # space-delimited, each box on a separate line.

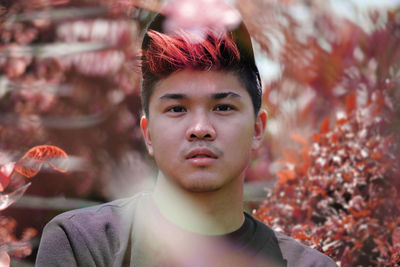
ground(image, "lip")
xmin=186 ymin=148 xmax=218 ymax=159
xmin=185 ymin=148 xmax=218 ymax=166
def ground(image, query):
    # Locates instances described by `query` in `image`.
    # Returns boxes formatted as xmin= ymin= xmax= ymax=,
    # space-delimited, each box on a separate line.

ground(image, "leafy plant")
xmin=255 ymin=93 xmax=400 ymax=266
xmin=0 ymin=145 xmax=68 ymax=261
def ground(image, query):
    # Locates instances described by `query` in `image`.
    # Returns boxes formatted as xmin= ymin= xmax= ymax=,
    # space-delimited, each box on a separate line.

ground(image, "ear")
xmin=140 ymin=116 xmax=154 ymax=156
xmin=252 ymin=109 xmax=267 ymax=150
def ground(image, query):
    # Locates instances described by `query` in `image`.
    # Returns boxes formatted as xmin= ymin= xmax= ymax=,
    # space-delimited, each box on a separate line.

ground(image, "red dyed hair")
xmin=144 ymin=29 xmax=241 ymax=76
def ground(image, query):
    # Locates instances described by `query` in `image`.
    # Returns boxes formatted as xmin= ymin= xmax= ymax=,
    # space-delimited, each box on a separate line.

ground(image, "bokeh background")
xmin=0 ymin=0 xmax=399 ymax=266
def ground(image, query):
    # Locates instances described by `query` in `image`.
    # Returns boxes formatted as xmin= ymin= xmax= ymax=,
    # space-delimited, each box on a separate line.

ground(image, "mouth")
xmin=185 ymin=149 xmax=218 ymax=160
xmin=191 ymin=154 xmax=213 ymax=158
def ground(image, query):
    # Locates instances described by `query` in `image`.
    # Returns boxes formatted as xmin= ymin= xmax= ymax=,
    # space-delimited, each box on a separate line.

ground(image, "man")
xmin=36 ymin=11 xmax=337 ymax=267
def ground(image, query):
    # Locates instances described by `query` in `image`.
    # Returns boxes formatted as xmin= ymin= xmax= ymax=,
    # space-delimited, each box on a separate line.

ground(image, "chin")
xmin=184 ymin=184 xmax=222 ymax=193
xmin=178 ymin=176 xmax=228 ymax=193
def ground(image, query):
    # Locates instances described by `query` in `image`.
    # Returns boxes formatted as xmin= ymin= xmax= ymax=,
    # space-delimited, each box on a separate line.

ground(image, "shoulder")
xmin=36 ymin=192 xmax=151 ymax=266
xmin=47 ymin=192 xmax=151 ymax=240
xmin=247 ymin=215 xmax=336 ymax=267
xmin=51 ymin=192 xmax=148 ymax=226
xmin=274 ymin=231 xmax=337 ymax=267
xmin=58 ymin=191 xmax=150 ymax=218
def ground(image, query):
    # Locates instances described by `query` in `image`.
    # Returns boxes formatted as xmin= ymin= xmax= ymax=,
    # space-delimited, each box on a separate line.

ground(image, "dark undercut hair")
xmin=141 ymin=14 xmax=262 ymax=117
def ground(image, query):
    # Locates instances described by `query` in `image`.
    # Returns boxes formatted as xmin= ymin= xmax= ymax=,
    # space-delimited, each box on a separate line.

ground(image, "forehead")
xmin=150 ymin=70 xmax=250 ymax=100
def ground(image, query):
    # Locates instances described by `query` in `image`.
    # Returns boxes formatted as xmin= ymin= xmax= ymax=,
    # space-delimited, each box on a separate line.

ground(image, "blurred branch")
xmin=0 ymin=111 xmax=110 ymax=129
xmin=0 ymin=238 xmax=37 ymax=254
xmin=243 ymin=180 xmax=275 ymax=202
xmin=0 ymin=76 xmax=73 ymax=98
xmin=12 ymin=195 xmax=101 ymax=210
xmin=6 ymin=7 xmax=108 ymax=23
xmin=0 ymin=42 xmax=110 ymax=58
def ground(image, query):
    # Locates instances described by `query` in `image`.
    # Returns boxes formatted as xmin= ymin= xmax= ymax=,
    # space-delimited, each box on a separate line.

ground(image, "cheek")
xmin=149 ymin=120 xmax=181 ymax=158
xmin=223 ymin=121 xmax=255 ymax=159
xmin=229 ymin=119 xmax=254 ymax=145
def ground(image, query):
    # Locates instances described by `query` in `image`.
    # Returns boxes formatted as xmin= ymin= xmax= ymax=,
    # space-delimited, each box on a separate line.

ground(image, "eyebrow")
xmin=159 ymin=93 xmax=188 ymax=100
xmin=159 ymin=92 xmax=241 ymax=101
xmin=211 ymin=92 xmax=241 ymax=99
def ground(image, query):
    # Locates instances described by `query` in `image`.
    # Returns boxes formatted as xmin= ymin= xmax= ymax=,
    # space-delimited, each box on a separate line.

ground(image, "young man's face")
xmin=141 ymin=70 xmax=266 ymax=192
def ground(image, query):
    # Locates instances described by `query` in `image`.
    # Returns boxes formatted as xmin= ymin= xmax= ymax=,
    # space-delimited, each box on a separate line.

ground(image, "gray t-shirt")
xmin=35 ymin=192 xmax=337 ymax=267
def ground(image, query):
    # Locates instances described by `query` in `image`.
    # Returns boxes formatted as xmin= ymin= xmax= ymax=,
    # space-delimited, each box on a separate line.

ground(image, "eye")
xmin=167 ymin=106 xmax=186 ymax=113
xmin=214 ymin=104 xmax=235 ymax=112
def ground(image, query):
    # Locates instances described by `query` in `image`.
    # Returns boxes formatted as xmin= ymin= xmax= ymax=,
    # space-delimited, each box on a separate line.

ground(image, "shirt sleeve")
xmin=275 ymin=231 xmax=338 ymax=267
xmin=35 ymin=195 xmax=147 ymax=267
xmin=35 ymin=218 xmax=78 ymax=267
xmin=34 ymin=201 xmax=132 ymax=267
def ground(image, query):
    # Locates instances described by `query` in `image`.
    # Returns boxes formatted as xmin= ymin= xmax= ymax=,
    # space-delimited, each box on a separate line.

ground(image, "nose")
xmin=186 ymin=112 xmax=216 ymax=141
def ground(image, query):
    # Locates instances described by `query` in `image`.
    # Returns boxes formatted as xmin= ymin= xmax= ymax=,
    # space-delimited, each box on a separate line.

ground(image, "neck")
xmin=152 ymin=172 xmax=245 ymax=235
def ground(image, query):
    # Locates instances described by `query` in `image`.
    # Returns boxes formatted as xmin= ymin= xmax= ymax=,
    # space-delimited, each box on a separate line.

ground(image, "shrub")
xmin=255 ymin=93 xmax=400 ymax=266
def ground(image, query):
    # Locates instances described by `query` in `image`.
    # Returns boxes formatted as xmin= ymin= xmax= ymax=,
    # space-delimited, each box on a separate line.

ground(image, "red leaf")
xmin=392 ymin=227 xmax=400 ymax=251
xmin=0 ymin=251 xmax=10 ymax=267
xmin=320 ymin=117 xmax=330 ymax=134
xmin=353 ymin=241 xmax=363 ymax=249
xmin=340 ymin=247 xmax=352 ymax=266
xmin=14 ymin=145 xmax=68 ymax=179
xmin=277 ymin=169 xmax=296 ymax=184
xmin=349 ymin=208 xmax=371 ymax=218
xmin=14 ymin=158 xmax=42 ymax=178
xmin=371 ymin=153 xmax=382 ymax=160
xmin=312 ymin=133 xmax=322 ymax=143
xmin=283 ymin=148 xmax=299 ymax=165
xmin=22 ymin=228 xmax=37 ymax=241
xmin=342 ymin=172 xmax=353 ymax=182
xmin=330 ymin=133 xmax=339 ymax=144
xmin=293 ymin=232 xmax=310 ymax=240
xmin=301 ymin=147 xmax=311 ymax=163
xmin=0 ymin=162 xmax=15 ymax=192
xmin=290 ymin=133 xmax=309 ymax=146
xmin=346 ymin=92 xmax=357 ymax=114
xmin=337 ymin=117 xmax=348 ymax=125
